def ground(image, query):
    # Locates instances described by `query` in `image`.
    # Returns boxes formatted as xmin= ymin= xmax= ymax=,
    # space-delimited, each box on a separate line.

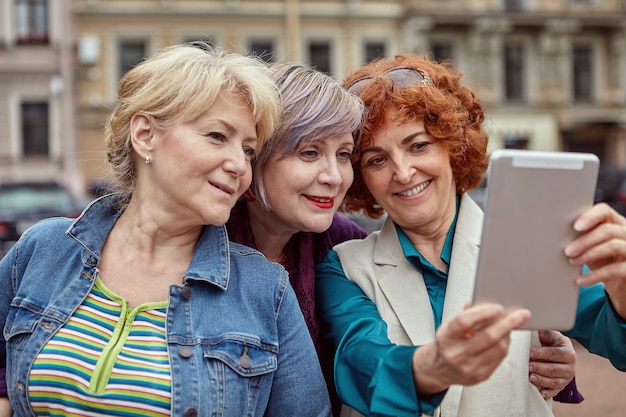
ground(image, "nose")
xmin=222 ymin=146 xmax=249 ymax=177
xmin=391 ymin=156 xmax=415 ymax=184
xmin=318 ymin=158 xmax=343 ymax=187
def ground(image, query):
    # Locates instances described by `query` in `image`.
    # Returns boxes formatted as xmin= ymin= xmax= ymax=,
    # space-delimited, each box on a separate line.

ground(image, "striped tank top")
xmin=28 ymin=277 xmax=172 ymax=416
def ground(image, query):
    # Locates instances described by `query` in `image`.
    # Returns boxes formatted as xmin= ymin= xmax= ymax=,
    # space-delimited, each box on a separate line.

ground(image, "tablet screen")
xmin=472 ymin=149 xmax=599 ymax=330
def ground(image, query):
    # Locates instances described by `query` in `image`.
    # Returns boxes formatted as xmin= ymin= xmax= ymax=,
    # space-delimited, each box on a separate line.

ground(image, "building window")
xmin=431 ymin=42 xmax=454 ymax=63
xmin=504 ymin=43 xmax=525 ymax=102
xmin=184 ymin=35 xmax=216 ymax=48
xmin=572 ymin=45 xmax=593 ymax=102
xmin=309 ymin=41 xmax=331 ymax=74
xmin=504 ymin=135 xmax=529 ymax=149
xmin=249 ymin=40 xmax=275 ymax=63
xmin=15 ymin=0 xmax=49 ymax=44
xmin=21 ymin=102 xmax=49 ymax=157
xmin=118 ymin=40 xmax=146 ymax=80
xmin=364 ymin=41 xmax=385 ymax=64
xmin=504 ymin=0 xmax=525 ymax=12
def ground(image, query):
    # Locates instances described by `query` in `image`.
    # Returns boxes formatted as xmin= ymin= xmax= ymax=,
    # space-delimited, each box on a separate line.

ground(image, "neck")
xmin=402 ymin=208 xmax=455 ymax=272
xmin=246 ymin=201 xmax=294 ymax=263
xmin=106 ymin=199 xmax=200 ymax=266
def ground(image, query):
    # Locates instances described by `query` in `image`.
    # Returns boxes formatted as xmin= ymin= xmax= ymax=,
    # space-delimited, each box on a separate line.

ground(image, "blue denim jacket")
xmin=0 ymin=196 xmax=332 ymax=417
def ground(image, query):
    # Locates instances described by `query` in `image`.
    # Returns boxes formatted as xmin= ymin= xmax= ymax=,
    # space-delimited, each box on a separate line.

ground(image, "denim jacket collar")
xmin=65 ymin=195 xmax=230 ymax=289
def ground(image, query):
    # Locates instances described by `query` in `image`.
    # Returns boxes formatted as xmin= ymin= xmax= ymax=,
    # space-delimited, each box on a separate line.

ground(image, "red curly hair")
xmin=341 ymin=54 xmax=490 ymax=219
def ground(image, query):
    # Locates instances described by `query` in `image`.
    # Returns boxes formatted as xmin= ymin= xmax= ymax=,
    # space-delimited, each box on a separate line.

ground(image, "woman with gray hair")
xmin=0 ymin=43 xmax=331 ymax=417
xmin=226 ymin=62 xmax=368 ymax=415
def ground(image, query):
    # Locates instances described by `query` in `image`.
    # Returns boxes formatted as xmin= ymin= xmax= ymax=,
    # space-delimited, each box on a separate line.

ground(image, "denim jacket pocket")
xmin=4 ymin=303 xmax=49 ymax=416
xmin=202 ymin=336 xmax=278 ymax=415
xmin=3 ymin=303 xmax=41 ymax=343
xmin=203 ymin=336 xmax=277 ymax=377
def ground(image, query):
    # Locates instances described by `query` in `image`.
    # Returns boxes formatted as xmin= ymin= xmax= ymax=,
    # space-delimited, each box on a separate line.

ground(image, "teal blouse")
xmin=316 ymin=218 xmax=626 ymax=417
xmin=316 ymin=206 xmax=459 ymax=416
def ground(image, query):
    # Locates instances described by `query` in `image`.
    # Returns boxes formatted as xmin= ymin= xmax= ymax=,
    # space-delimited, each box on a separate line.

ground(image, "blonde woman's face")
xmin=261 ymin=133 xmax=355 ymax=234
xmin=147 ymin=91 xmax=257 ymax=227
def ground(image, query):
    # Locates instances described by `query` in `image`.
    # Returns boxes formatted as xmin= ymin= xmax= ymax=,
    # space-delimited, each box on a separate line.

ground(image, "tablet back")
xmin=472 ymin=149 xmax=599 ymax=330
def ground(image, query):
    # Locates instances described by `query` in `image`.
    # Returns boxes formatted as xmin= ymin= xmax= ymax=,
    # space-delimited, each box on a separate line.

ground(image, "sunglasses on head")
xmin=346 ymin=66 xmax=432 ymax=96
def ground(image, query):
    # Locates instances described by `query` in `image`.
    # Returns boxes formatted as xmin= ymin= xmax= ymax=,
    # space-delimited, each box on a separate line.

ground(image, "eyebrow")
xmin=214 ymin=118 xmax=258 ymax=141
xmin=216 ymin=119 xmax=237 ymax=133
xmin=361 ymin=131 xmax=428 ymax=154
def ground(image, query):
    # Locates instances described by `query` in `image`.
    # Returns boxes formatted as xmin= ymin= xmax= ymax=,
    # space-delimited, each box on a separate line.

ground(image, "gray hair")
xmin=104 ymin=42 xmax=281 ymax=208
xmin=253 ymin=62 xmax=365 ymax=209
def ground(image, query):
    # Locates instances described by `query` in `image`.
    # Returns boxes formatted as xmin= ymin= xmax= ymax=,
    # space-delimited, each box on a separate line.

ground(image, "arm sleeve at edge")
xmin=316 ymin=250 xmax=444 ymax=416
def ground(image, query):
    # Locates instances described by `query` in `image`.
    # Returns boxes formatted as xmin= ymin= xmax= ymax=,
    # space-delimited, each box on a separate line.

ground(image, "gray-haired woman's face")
xmin=261 ymin=133 xmax=355 ymax=234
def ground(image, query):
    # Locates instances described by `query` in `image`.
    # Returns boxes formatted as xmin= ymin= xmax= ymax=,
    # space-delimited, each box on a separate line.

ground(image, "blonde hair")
xmin=104 ymin=42 xmax=281 ymax=207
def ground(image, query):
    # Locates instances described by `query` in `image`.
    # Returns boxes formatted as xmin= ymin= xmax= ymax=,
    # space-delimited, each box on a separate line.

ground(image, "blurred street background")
xmin=553 ymin=341 xmax=626 ymax=417
xmin=2 ymin=0 xmax=626 ymax=206
xmin=1 ymin=0 xmax=626 ymax=413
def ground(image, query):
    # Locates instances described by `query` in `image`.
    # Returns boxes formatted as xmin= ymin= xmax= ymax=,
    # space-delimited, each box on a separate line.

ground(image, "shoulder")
xmin=325 ymin=213 xmax=368 ymax=244
xmin=227 ymin=240 xmax=288 ymax=288
xmin=293 ymin=213 xmax=368 ymax=266
xmin=228 ymin=240 xmax=277 ymax=264
xmin=16 ymin=216 xmax=76 ymax=250
xmin=333 ymin=229 xmax=380 ymax=263
xmin=3 ymin=217 xmax=84 ymax=292
xmin=228 ymin=239 xmax=283 ymax=271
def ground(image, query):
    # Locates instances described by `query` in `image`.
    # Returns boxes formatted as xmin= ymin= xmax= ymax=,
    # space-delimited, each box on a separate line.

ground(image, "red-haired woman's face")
xmin=359 ymin=114 xmax=457 ymax=232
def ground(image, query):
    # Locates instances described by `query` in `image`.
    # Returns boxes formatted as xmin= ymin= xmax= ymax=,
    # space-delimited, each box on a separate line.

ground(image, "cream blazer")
xmin=334 ymin=194 xmax=553 ymax=417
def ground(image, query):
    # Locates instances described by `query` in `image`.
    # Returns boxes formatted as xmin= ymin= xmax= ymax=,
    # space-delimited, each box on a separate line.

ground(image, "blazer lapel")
xmin=441 ymin=195 xmax=484 ymax=417
xmin=375 ymin=217 xmax=436 ymax=345
xmin=442 ymin=194 xmax=484 ymax=323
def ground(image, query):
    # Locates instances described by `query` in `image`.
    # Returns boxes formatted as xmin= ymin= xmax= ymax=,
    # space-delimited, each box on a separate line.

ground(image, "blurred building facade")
xmin=0 ymin=0 xmax=81 ymax=195
xmin=1 ymin=0 xmax=626 ymax=195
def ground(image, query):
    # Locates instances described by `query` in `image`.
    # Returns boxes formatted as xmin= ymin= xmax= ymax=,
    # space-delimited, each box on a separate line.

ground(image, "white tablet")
xmin=471 ymin=149 xmax=599 ymax=330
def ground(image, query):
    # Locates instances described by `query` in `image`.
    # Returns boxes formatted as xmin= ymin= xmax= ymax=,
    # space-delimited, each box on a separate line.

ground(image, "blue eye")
xmin=208 ymin=132 xmax=227 ymax=142
xmin=300 ymin=149 xmax=319 ymax=159
xmin=243 ymin=147 xmax=256 ymax=160
xmin=337 ymin=151 xmax=353 ymax=162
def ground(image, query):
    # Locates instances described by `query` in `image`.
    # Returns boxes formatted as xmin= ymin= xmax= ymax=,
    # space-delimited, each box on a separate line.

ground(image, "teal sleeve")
xmin=315 ymin=250 xmax=445 ymax=417
xmin=565 ymin=283 xmax=626 ymax=371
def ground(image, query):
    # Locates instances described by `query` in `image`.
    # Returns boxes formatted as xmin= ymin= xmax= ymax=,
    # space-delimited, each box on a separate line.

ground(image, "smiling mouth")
xmin=306 ymin=196 xmax=332 ymax=203
xmin=396 ymin=180 xmax=430 ymax=197
xmin=210 ymin=181 xmax=235 ymax=196
xmin=305 ymin=195 xmax=335 ymax=209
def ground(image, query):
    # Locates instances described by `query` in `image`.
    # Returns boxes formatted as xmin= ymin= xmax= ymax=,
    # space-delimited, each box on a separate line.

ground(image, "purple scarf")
xmin=226 ymin=199 xmax=368 ymax=351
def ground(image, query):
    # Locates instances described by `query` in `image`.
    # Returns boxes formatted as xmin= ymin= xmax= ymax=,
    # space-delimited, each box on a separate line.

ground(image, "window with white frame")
xmin=572 ymin=44 xmax=593 ymax=102
xmin=431 ymin=41 xmax=454 ymax=63
xmin=504 ymin=43 xmax=525 ymax=102
xmin=504 ymin=135 xmax=529 ymax=149
xmin=14 ymin=0 xmax=48 ymax=44
xmin=21 ymin=102 xmax=49 ymax=157
xmin=309 ymin=41 xmax=331 ymax=74
xmin=118 ymin=40 xmax=147 ymax=80
xmin=183 ymin=35 xmax=217 ymax=48
xmin=364 ymin=41 xmax=385 ymax=64
xmin=503 ymin=0 xmax=525 ymax=12
xmin=249 ymin=40 xmax=275 ymax=63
